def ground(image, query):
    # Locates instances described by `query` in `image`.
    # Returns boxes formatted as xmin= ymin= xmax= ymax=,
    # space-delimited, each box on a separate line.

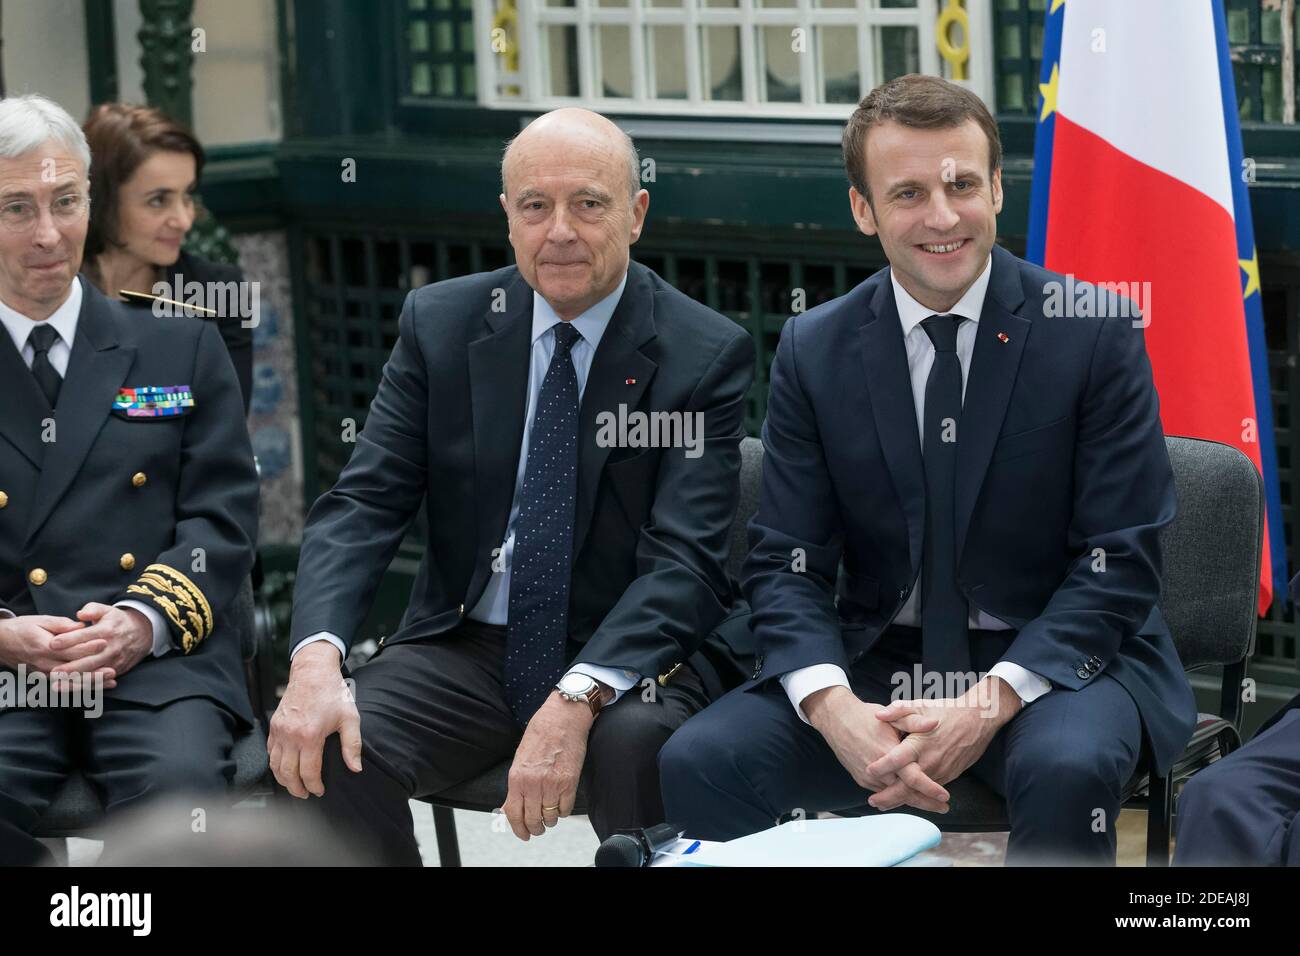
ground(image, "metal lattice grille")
xmin=1254 ymin=262 xmax=1300 ymax=686
xmin=294 ymin=221 xmax=1299 ymax=690
xmin=297 ymin=221 xmax=885 ymax=495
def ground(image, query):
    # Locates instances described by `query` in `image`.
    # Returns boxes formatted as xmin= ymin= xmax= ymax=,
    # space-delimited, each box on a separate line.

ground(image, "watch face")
xmin=558 ymin=673 xmax=594 ymax=695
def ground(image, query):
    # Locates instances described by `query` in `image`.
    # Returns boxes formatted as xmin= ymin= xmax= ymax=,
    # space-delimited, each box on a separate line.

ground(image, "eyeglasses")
xmin=0 ymin=193 xmax=90 ymax=233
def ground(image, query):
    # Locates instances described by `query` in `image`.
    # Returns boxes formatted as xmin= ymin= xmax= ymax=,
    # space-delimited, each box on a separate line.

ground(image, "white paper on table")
xmin=676 ymin=816 xmax=941 ymax=867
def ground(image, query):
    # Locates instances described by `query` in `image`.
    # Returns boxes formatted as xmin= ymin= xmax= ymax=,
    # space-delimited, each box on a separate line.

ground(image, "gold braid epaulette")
xmin=125 ymin=564 xmax=214 ymax=653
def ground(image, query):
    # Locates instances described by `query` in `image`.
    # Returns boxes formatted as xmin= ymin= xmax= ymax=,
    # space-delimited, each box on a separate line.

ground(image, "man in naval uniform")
xmin=0 ymin=94 xmax=258 ymax=865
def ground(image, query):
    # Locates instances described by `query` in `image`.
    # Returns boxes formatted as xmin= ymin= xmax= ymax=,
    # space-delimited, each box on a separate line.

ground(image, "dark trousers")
xmin=659 ymin=625 xmax=1145 ymax=865
xmin=1174 ymin=709 xmax=1300 ymax=866
xmin=0 ymin=696 xmax=238 ymax=865
xmin=304 ymin=620 xmax=710 ymax=865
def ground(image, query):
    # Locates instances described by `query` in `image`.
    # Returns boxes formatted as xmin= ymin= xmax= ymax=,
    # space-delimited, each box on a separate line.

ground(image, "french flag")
xmin=1027 ymin=0 xmax=1284 ymax=613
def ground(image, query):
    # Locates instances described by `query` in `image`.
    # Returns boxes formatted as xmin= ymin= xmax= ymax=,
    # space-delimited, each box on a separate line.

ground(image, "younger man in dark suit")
xmin=660 ymin=75 xmax=1196 ymax=865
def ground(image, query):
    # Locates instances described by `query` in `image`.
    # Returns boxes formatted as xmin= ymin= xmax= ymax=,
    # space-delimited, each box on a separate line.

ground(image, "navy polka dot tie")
xmin=505 ymin=321 xmax=582 ymax=723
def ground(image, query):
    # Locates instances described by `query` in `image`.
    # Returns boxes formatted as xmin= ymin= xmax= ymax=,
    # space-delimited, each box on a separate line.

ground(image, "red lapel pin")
xmin=997 ymin=332 xmax=1010 ymax=343
xmin=625 ymin=377 xmax=637 ymax=385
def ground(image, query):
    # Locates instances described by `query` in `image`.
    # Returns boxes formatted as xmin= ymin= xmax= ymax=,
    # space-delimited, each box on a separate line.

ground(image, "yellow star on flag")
xmin=1039 ymin=63 xmax=1060 ymax=122
xmin=1050 ymin=0 xmax=1066 ymax=13
xmin=1239 ymin=249 xmax=1260 ymax=299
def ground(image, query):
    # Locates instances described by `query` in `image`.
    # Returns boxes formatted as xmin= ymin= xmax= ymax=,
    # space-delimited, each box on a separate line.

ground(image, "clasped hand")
xmin=806 ymin=676 xmax=1021 ymax=814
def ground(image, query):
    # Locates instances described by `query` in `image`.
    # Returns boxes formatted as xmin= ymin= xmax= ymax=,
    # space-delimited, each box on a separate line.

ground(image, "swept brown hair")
xmin=82 ymin=102 xmax=205 ymax=259
xmin=842 ymin=74 xmax=1001 ymax=204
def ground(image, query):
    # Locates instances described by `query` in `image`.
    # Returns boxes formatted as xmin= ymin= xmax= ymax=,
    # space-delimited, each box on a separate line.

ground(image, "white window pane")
xmin=544 ymin=25 xmax=581 ymax=95
xmin=701 ymin=26 xmax=743 ymax=102
xmin=819 ymin=26 xmax=859 ymax=104
xmin=598 ymin=25 xmax=633 ymax=97
xmin=647 ymin=26 xmax=688 ymax=99
xmin=878 ymin=25 xmax=919 ymax=83
xmin=760 ymin=26 xmax=801 ymax=103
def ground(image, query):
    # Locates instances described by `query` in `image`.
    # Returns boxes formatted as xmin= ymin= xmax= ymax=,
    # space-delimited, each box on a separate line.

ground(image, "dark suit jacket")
xmin=290 ymin=260 xmax=755 ymax=685
xmin=0 ymin=279 xmax=259 ymax=725
xmin=743 ymin=244 xmax=1197 ymax=776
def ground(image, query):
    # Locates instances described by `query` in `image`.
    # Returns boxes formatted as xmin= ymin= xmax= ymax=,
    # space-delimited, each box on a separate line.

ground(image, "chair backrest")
xmin=231 ymin=576 xmax=257 ymax=662
xmin=1158 ymin=436 xmax=1263 ymax=669
xmin=727 ymin=437 xmax=765 ymax=581
xmin=723 ymin=434 xmax=1263 ymax=672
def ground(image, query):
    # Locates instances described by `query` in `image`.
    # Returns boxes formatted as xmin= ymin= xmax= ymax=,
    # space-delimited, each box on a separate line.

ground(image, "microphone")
xmin=595 ymin=823 xmax=684 ymax=867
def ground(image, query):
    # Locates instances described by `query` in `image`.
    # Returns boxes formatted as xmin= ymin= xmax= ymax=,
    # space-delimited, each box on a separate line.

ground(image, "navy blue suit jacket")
xmin=743 ymin=243 xmax=1197 ymax=776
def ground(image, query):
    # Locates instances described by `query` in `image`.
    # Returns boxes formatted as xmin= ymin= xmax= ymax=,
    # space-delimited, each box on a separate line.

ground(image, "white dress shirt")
xmin=297 ymin=273 xmax=641 ymax=704
xmin=780 ymin=255 xmax=1052 ymax=723
xmin=0 ymin=277 xmax=173 ymax=657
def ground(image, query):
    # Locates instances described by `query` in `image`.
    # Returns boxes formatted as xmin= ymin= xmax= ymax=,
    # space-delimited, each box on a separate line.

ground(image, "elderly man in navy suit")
xmin=660 ymin=75 xmax=1197 ymax=865
xmin=270 ymin=108 xmax=754 ymax=864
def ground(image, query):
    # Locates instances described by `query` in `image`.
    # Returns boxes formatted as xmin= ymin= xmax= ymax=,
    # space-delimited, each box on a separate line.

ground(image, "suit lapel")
xmin=954 ymin=245 xmax=1031 ymax=560
xmin=467 ymin=270 xmax=534 ymax=573
xmin=573 ymin=263 xmax=657 ymax=560
xmin=0 ymin=326 xmax=50 ymax=468
xmin=26 ymin=283 xmax=136 ymax=546
xmin=860 ymin=278 xmax=926 ymax=579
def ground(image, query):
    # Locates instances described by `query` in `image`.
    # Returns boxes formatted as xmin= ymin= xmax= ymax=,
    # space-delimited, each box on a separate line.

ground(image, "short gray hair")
xmin=0 ymin=93 xmax=91 ymax=174
xmin=501 ymin=124 xmax=642 ymax=202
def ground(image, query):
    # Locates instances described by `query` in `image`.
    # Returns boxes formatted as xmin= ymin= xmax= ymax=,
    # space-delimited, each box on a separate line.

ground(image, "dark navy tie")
xmin=920 ymin=315 xmax=973 ymax=678
xmin=28 ymin=324 xmax=62 ymax=409
xmin=505 ymin=321 xmax=582 ymax=723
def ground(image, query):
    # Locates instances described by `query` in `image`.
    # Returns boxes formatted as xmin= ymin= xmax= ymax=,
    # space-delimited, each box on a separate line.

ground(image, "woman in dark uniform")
xmin=81 ymin=103 xmax=252 ymax=413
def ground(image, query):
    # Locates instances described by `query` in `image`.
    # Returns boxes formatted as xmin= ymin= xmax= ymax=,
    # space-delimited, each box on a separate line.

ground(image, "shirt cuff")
xmin=988 ymin=661 xmax=1053 ymax=705
xmin=293 ymin=632 xmax=347 ymax=661
xmin=568 ymin=663 xmax=640 ymax=706
xmin=780 ymin=664 xmax=851 ymax=725
xmin=115 ymin=600 xmax=171 ymax=657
